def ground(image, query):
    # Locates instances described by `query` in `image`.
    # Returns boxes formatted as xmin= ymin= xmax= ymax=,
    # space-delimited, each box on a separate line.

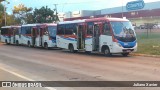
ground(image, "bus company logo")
xmin=126 ymin=0 xmax=145 ymax=11
xmin=2 ymin=82 xmax=11 ymax=87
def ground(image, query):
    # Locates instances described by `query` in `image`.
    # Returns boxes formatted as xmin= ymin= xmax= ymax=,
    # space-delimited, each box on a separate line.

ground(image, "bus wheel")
xmin=16 ymin=40 xmax=19 ymax=46
xmin=122 ymin=53 xmax=129 ymax=57
xmin=69 ymin=44 xmax=77 ymax=53
xmin=28 ymin=41 xmax=31 ymax=47
xmin=44 ymin=43 xmax=49 ymax=50
xmin=5 ymin=40 xmax=9 ymax=45
xmin=103 ymin=47 xmax=111 ymax=56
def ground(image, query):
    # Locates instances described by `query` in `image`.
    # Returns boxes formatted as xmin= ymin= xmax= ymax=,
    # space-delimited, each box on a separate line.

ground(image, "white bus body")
xmin=33 ymin=23 xmax=57 ymax=49
xmin=57 ymin=17 xmax=137 ymax=56
xmin=0 ymin=26 xmax=21 ymax=45
xmin=21 ymin=24 xmax=37 ymax=46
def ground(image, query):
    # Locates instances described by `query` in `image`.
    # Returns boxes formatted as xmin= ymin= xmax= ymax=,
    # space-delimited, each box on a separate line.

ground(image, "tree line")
xmin=0 ymin=3 xmax=59 ymax=27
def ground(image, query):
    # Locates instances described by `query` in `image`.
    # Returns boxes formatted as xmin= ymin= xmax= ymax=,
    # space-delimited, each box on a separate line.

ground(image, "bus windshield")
xmin=48 ymin=26 xmax=56 ymax=37
xmin=110 ymin=21 xmax=136 ymax=42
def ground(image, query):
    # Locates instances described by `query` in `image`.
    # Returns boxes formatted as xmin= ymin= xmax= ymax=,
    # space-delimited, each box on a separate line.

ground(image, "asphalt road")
xmin=0 ymin=43 xmax=160 ymax=90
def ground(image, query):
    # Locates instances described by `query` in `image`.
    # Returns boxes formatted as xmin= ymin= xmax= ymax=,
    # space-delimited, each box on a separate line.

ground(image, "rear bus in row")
xmin=0 ymin=23 xmax=57 ymax=49
xmin=0 ymin=26 xmax=21 ymax=45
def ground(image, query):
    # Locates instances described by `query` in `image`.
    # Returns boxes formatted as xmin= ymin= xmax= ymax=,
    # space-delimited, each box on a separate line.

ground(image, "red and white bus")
xmin=33 ymin=23 xmax=57 ymax=49
xmin=56 ymin=17 xmax=137 ymax=56
xmin=21 ymin=23 xmax=57 ymax=49
xmin=21 ymin=24 xmax=38 ymax=46
xmin=0 ymin=26 xmax=21 ymax=45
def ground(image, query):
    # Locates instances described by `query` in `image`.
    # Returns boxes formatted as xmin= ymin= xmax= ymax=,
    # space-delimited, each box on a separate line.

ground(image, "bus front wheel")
xmin=28 ymin=41 xmax=31 ymax=47
xmin=44 ymin=43 xmax=49 ymax=50
xmin=69 ymin=44 xmax=77 ymax=53
xmin=5 ymin=39 xmax=9 ymax=45
xmin=16 ymin=40 xmax=19 ymax=46
xmin=103 ymin=47 xmax=111 ymax=56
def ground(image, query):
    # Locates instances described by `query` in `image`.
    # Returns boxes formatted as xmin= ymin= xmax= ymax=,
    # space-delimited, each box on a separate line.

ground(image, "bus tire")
xmin=44 ymin=43 xmax=50 ymax=50
xmin=16 ymin=40 xmax=19 ymax=46
xmin=69 ymin=44 xmax=77 ymax=53
xmin=122 ymin=53 xmax=129 ymax=57
xmin=103 ymin=46 xmax=111 ymax=57
xmin=28 ymin=41 xmax=31 ymax=47
xmin=5 ymin=39 xmax=9 ymax=45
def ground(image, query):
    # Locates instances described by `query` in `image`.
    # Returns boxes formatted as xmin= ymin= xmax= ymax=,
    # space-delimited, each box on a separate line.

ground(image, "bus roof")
xmin=1 ymin=26 xmax=20 ymax=28
xmin=58 ymin=19 xmax=85 ymax=24
xmin=85 ymin=17 xmax=129 ymax=22
xmin=42 ymin=23 xmax=57 ymax=26
xmin=1 ymin=26 xmax=11 ymax=28
xmin=107 ymin=18 xmax=129 ymax=22
xmin=21 ymin=24 xmax=40 ymax=27
xmin=58 ymin=17 xmax=129 ymax=24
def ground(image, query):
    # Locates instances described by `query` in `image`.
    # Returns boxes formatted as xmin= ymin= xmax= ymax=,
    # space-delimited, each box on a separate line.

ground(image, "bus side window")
xmin=57 ymin=25 xmax=65 ymax=35
xmin=65 ymin=24 xmax=74 ymax=35
xmin=21 ymin=27 xmax=26 ymax=35
xmin=103 ymin=22 xmax=111 ymax=35
xmin=73 ymin=24 xmax=77 ymax=35
xmin=26 ymin=27 xmax=31 ymax=35
xmin=87 ymin=23 xmax=93 ymax=35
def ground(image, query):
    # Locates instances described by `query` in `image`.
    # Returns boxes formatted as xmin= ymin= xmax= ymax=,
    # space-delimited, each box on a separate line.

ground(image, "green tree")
xmin=6 ymin=14 xmax=17 ymax=25
xmin=0 ymin=0 xmax=5 ymax=2
xmin=33 ymin=6 xmax=58 ymax=23
xmin=26 ymin=12 xmax=34 ymax=24
xmin=13 ymin=4 xmax=32 ymax=24
xmin=0 ymin=3 xmax=4 ymax=27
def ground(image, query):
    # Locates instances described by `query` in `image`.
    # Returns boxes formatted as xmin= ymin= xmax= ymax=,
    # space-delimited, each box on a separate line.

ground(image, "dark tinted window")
xmin=21 ymin=26 xmax=31 ymax=34
xmin=65 ymin=24 xmax=74 ymax=35
xmin=103 ymin=22 xmax=111 ymax=35
xmin=87 ymin=22 xmax=93 ymax=35
xmin=1 ymin=28 xmax=9 ymax=35
xmin=72 ymin=24 xmax=77 ymax=35
xmin=13 ymin=28 xmax=20 ymax=35
xmin=57 ymin=25 xmax=65 ymax=35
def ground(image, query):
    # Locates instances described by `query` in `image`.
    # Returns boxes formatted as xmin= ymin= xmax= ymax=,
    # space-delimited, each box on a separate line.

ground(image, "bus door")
xmin=93 ymin=22 xmax=102 ymax=51
xmin=13 ymin=28 xmax=16 ymax=44
xmin=39 ymin=27 xmax=44 ymax=46
xmin=11 ymin=28 xmax=16 ymax=44
xmin=77 ymin=24 xmax=85 ymax=49
xmin=8 ymin=28 xmax=11 ymax=44
xmin=31 ymin=27 xmax=37 ymax=46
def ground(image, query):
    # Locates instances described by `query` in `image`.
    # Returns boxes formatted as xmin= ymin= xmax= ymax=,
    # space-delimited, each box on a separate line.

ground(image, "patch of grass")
xmin=136 ymin=32 xmax=160 ymax=55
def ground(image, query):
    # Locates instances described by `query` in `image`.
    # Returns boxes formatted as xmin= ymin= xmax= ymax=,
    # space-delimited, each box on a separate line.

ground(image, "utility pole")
xmin=4 ymin=1 xmax=6 ymax=26
xmin=53 ymin=4 xmax=59 ymax=22
xmin=122 ymin=0 xmax=124 ymax=18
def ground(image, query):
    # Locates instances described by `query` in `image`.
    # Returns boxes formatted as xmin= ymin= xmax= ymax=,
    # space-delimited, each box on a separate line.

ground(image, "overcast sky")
xmin=2 ymin=0 xmax=160 ymax=14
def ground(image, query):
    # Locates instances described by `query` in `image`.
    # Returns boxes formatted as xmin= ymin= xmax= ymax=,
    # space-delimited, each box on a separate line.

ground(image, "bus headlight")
xmin=116 ymin=42 xmax=122 ymax=47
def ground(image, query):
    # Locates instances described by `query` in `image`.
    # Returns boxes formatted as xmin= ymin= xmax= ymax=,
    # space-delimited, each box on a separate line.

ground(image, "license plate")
xmin=126 ymin=50 xmax=131 ymax=52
